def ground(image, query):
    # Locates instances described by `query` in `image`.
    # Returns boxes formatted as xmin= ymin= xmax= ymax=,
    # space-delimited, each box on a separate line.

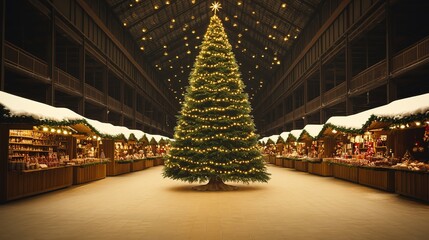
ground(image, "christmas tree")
xmin=163 ymin=2 xmax=270 ymax=191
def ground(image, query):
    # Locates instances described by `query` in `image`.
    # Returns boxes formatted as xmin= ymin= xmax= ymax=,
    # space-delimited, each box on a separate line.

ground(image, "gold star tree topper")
xmin=210 ymin=1 xmax=222 ymax=14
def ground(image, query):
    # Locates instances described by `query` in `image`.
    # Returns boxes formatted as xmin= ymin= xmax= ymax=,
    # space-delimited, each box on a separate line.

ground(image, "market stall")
xmin=275 ymin=136 xmax=286 ymax=166
xmin=366 ymin=94 xmax=429 ymax=200
xmin=262 ymin=137 xmax=276 ymax=164
xmin=268 ymin=135 xmax=280 ymax=165
xmin=259 ymin=137 xmax=270 ymax=163
xmin=299 ymin=124 xmax=333 ymax=177
xmin=285 ymin=129 xmax=308 ymax=172
xmin=0 ymin=91 xmax=82 ymax=201
xmin=276 ymin=132 xmax=293 ymax=168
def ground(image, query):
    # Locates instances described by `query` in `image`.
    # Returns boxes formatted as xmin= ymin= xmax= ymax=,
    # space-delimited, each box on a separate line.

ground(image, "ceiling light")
xmin=294 ymin=35 xmax=297 ymax=39
xmin=192 ymin=0 xmax=196 ymax=4
xmin=191 ymin=16 xmax=195 ymax=19
xmin=154 ymin=5 xmax=159 ymax=9
xmin=163 ymin=45 xmax=167 ymax=48
xmin=140 ymin=46 xmax=144 ymax=51
xmin=142 ymin=37 xmax=146 ymax=40
xmin=142 ymin=28 xmax=147 ymax=32
xmin=237 ymin=1 xmax=242 ymax=6
xmin=277 ymin=60 xmax=281 ymax=65
xmin=273 ymin=25 xmax=277 ymax=29
xmin=165 ymin=1 xmax=170 ymax=4
xmin=284 ymin=37 xmax=289 ymax=41
xmin=234 ymin=15 xmax=238 ymax=18
xmin=185 ymin=43 xmax=189 ymax=46
xmin=184 ymin=36 xmax=188 ymax=40
xmin=252 ymin=11 xmax=256 ymax=15
xmin=129 ymin=4 xmax=133 ymax=7
xmin=282 ymin=3 xmax=287 ymax=8
xmin=233 ymin=23 xmax=237 ymax=27
xmin=164 ymin=52 xmax=168 ymax=56
xmin=225 ymin=17 xmax=229 ymax=21
xmin=135 ymin=0 xmax=139 ymax=2
xmin=123 ymin=22 xmax=127 ymax=26
xmin=256 ymin=21 xmax=260 ymax=24
xmin=171 ymin=19 xmax=175 ymax=23
xmin=192 ymin=30 xmax=196 ymax=34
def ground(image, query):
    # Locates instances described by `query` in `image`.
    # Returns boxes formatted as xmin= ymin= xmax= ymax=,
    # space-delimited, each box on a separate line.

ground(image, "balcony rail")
xmin=323 ymin=82 xmax=346 ymax=105
xmin=392 ymin=36 xmax=429 ymax=74
xmin=54 ymin=68 xmax=81 ymax=93
xmin=123 ymin=105 xmax=134 ymax=117
xmin=4 ymin=42 xmax=48 ymax=77
xmin=306 ymin=96 xmax=320 ymax=113
xmin=107 ymin=96 xmax=122 ymax=111
xmin=294 ymin=106 xmax=305 ymax=119
xmin=85 ymin=85 xmax=104 ymax=104
xmin=350 ymin=60 xmax=387 ymax=91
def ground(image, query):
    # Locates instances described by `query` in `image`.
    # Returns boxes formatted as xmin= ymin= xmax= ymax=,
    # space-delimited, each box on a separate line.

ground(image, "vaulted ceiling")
xmin=106 ymin=0 xmax=322 ymax=104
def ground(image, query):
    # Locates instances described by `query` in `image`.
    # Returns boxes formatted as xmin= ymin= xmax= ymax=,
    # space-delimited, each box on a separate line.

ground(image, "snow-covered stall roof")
xmin=146 ymin=134 xmax=167 ymax=143
xmin=287 ymin=129 xmax=303 ymax=141
xmin=259 ymin=137 xmax=269 ymax=144
xmin=321 ymin=93 xmax=429 ymax=136
xmin=268 ymin=135 xmax=280 ymax=143
xmin=128 ymin=129 xmax=145 ymax=141
xmin=280 ymin=132 xmax=290 ymax=141
xmin=0 ymin=91 xmax=83 ymax=123
xmin=299 ymin=124 xmax=324 ymax=140
xmin=369 ymin=93 xmax=429 ymax=123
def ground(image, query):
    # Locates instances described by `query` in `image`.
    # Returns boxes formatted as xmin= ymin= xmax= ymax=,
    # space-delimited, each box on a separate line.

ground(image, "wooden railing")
xmin=272 ymin=117 xmax=283 ymax=128
xmin=54 ymin=68 xmax=81 ymax=93
xmin=323 ymin=82 xmax=346 ymax=105
xmin=306 ymin=97 xmax=320 ymax=113
xmin=107 ymin=96 xmax=122 ymax=111
xmin=123 ymin=105 xmax=134 ymax=117
xmin=285 ymin=112 xmax=294 ymax=122
xmin=350 ymin=60 xmax=387 ymax=91
xmin=135 ymin=112 xmax=143 ymax=121
xmin=294 ymin=105 xmax=305 ymax=118
xmin=4 ymin=42 xmax=48 ymax=77
xmin=85 ymin=85 xmax=104 ymax=104
xmin=392 ymin=36 xmax=429 ymax=74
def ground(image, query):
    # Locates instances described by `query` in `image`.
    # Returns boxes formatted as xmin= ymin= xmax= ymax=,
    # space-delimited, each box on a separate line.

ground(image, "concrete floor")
xmin=0 ymin=165 xmax=428 ymax=240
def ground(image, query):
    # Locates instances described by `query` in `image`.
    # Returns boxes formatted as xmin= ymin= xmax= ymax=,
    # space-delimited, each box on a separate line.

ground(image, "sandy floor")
xmin=0 ymin=165 xmax=428 ymax=240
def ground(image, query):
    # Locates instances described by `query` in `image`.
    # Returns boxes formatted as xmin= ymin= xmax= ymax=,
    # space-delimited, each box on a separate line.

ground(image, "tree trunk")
xmin=192 ymin=176 xmax=238 ymax=191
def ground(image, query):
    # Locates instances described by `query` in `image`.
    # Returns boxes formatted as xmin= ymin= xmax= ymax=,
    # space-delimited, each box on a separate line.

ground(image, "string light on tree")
xmin=163 ymin=3 xmax=270 ymax=191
